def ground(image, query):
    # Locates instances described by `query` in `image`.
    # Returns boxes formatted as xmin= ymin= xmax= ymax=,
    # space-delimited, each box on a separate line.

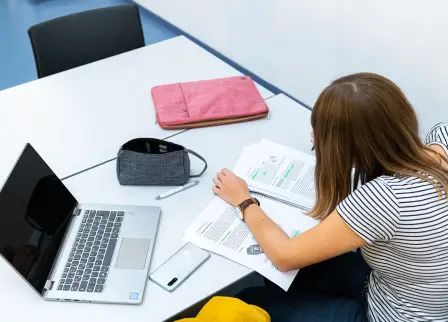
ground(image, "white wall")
xmin=136 ymin=0 xmax=448 ymax=134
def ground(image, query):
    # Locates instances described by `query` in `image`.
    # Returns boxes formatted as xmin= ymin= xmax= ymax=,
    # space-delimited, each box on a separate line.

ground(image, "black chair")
xmin=28 ymin=4 xmax=145 ymax=78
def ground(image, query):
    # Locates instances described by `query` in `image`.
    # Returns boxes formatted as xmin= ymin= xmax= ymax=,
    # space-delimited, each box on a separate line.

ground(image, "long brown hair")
xmin=309 ymin=73 xmax=448 ymax=220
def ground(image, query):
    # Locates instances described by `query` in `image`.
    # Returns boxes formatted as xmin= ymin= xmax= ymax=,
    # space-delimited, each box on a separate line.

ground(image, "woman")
xmin=212 ymin=73 xmax=448 ymax=322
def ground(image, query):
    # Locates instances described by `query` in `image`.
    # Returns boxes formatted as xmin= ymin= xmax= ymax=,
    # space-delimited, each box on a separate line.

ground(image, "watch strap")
xmin=238 ymin=198 xmax=260 ymax=214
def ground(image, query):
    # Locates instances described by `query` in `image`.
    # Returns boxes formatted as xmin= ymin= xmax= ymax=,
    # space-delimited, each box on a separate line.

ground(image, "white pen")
xmin=155 ymin=180 xmax=200 ymax=200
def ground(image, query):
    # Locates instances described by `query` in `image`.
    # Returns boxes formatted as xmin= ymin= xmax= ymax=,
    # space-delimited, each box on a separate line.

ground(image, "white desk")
xmin=0 ymin=35 xmax=272 ymax=184
xmin=0 ymin=94 xmax=313 ymax=322
xmin=135 ymin=0 xmax=448 ymax=135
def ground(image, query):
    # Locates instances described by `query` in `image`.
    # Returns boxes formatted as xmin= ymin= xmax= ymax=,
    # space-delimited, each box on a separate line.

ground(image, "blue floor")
xmin=0 ymin=0 xmax=179 ymax=91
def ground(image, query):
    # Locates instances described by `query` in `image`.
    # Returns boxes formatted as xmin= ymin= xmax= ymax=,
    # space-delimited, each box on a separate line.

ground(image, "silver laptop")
xmin=0 ymin=144 xmax=161 ymax=304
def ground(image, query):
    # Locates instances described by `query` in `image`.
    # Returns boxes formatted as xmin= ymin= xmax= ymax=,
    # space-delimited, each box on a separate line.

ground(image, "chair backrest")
xmin=28 ymin=4 xmax=145 ymax=78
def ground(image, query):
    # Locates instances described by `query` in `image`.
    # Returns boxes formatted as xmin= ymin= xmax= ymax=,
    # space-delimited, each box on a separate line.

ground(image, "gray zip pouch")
xmin=117 ymin=138 xmax=207 ymax=186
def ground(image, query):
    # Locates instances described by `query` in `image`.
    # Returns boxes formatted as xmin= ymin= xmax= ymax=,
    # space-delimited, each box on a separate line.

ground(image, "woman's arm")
xmin=213 ymin=169 xmax=366 ymax=272
xmin=243 ymin=205 xmax=365 ymax=271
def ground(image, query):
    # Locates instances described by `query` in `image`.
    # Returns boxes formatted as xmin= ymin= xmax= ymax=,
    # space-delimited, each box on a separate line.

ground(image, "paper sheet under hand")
xmin=184 ymin=196 xmax=318 ymax=291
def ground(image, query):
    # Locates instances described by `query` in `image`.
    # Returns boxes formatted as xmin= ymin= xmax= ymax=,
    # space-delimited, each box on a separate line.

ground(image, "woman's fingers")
xmin=212 ymin=186 xmax=220 ymax=194
xmin=217 ymin=172 xmax=225 ymax=180
xmin=213 ymin=177 xmax=222 ymax=188
xmin=221 ymin=168 xmax=231 ymax=176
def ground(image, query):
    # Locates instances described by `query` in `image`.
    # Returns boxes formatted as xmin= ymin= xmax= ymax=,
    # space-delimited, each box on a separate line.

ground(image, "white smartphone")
xmin=149 ymin=243 xmax=210 ymax=292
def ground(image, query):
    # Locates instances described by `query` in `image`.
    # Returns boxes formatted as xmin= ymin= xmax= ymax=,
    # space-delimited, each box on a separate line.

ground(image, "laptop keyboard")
xmin=57 ymin=210 xmax=124 ymax=293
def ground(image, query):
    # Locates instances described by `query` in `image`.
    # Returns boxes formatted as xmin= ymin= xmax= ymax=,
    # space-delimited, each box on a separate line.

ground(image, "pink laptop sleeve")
xmin=151 ymin=76 xmax=269 ymax=129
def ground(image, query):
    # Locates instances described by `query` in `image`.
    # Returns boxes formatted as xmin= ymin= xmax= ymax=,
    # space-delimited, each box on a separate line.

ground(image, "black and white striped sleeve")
xmin=425 ymin=122 xmax=448 ymax=155
xmin=336 ymin=179 xmax=400 ymax=244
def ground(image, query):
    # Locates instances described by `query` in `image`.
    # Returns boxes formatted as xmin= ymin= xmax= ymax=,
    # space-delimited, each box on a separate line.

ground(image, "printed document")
xmin=235 ymin=139 xmax=316 ymax=210
xmin=184 ymin=140 xmax=318 ymax=290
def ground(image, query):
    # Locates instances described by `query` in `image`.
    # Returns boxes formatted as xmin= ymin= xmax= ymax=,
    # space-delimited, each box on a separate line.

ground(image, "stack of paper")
xmin=184 ymin=140 xmax=319 ymax=291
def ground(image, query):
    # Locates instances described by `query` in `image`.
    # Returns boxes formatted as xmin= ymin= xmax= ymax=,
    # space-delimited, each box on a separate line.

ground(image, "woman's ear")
xmin=311 ymin=131 xmax=315 ymax=144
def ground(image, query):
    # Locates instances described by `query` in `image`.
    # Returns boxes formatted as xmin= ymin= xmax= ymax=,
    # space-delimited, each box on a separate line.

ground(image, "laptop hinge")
xmin=72 ymin=208 xmax=81 ymax=216
xmin=44 ymin=280 xmax=54 ymax=291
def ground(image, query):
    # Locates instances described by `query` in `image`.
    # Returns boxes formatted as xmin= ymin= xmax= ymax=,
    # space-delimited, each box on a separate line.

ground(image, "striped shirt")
xmin=337 ymin=123 xmax=448 ymax=322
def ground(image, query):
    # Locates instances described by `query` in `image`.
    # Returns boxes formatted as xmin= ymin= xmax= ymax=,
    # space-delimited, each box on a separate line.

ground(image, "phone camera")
xmin=167 ymin=278 xmax=178 ymax=286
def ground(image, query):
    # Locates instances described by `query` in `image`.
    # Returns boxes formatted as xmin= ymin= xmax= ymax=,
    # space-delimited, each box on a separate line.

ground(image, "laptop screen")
xmin=0 ymin=144 xmax=77 ymax=294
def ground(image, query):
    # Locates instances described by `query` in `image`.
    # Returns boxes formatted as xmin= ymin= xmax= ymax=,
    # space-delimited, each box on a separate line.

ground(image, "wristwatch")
xmin=236 ymin=197 xmax=260 ymax=220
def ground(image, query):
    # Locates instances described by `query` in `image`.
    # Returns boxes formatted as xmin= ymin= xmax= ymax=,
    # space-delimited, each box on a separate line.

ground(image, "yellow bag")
xmin=176 ymin=296 xmax=270 ymax=322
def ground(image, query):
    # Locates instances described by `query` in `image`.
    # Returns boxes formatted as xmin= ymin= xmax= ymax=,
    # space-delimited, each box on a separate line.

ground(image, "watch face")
xmin=235 ymin=207 xmax=244 ymax=220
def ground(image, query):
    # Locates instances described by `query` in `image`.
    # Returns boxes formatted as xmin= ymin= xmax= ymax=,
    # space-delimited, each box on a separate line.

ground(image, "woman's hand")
xmin=212 ymin=168 xmax=252 ymax=206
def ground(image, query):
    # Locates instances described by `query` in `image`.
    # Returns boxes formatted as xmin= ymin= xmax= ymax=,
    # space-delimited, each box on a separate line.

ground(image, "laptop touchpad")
xmin=115 ymin=238 xmax=151 ymax=270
